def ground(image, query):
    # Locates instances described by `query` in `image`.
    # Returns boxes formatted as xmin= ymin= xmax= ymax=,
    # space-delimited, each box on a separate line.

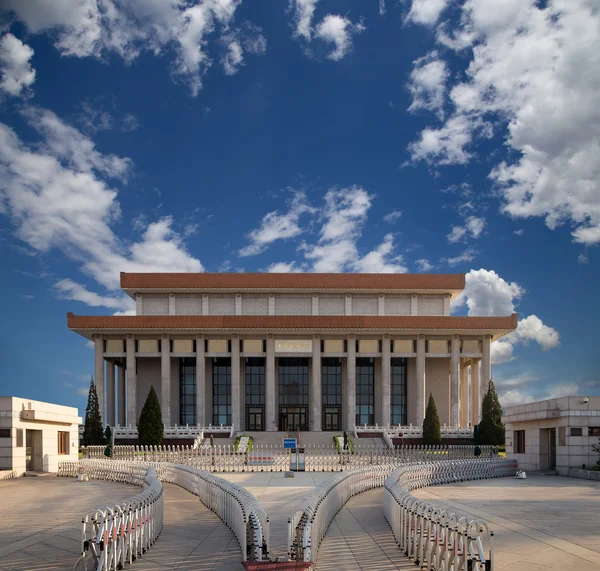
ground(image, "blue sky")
xmin=0 ymin=0 xmax=599 ymax=412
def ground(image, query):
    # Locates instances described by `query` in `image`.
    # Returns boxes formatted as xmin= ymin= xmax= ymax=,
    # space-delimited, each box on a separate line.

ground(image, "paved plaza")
xmin=413 ymin=474 xmax=600 ymax=571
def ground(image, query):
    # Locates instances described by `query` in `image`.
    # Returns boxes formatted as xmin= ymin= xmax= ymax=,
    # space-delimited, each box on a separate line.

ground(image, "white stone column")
xmin=450 ymin=335 xmax=460 ymax=426
xmin=94 ymin=336 xmax=105 ymax=425
xmin=346 ymin=335 xmax=356 ymax=431
xmin=168 ymin=293 xmax=176 ymax=315
xmin=460 ymin=361 xmax=469 ymax=427
xmin=311 ymin=335 xmax=321 ymax=431
xmin=106 ymin=361 xmax=116 ymax=426
xmin=443 ymin=294 xmax=451 ymax=316
xmin=471 ymin=360 xmax=481 ymax=426
xmin=161 ymin=334 xmax=171 ymax=426
xmin=117 ymin=365 xmax=126 ymax=426
xmin=381 ymin=335 xmax=391 ymax=427
xmin=345 ymin=294 xmax=352 ymax=315
xmin=482 ymin=335 xmax=492 ymax=395
xmin=202 ymin=293 xmax=209 ymax=315
xmin=268 ymin=294 xmax=275 ymax=315
xmin=126 ymin=335 xmax=137 ymax=426
xmin=411 ymin=294 xmax=418 ymax=316
xmin=416 ymin=335 xmax=426 ymax=425
xmin=378 ymin=294 xmax=385 ymax=316
xmin=231 ymin=335 xmax=240 ymax=430
xmin=135 ymin=293 xmax=143 ymax=314
xmin=266 ymin=335 xmax=276 ymax=431
xmin=235 ymin=293 xmax=242 ymax=315
xmin=196 ymin=335 xmax=205 ymax=427
xmin=312 ymin=294 xmax=318 ymax=315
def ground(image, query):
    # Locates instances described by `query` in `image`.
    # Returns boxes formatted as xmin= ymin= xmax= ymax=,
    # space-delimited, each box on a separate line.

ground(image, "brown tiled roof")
xmin=120 ymin=272 xmax=465 ymax=292
xmin=67 ymin=313 xmax=517 ymax=336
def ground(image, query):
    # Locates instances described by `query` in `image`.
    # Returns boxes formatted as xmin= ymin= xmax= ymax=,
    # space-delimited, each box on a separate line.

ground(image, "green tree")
xmin=478 ymin=380 xmax=505 ymax=445
xmin=82 ymin=378 xmax=105 ymax=446
xmin=423 ymin=393 xmax=442 ymax=445
xmin=138 ymin=385 xmax=164 ymax=446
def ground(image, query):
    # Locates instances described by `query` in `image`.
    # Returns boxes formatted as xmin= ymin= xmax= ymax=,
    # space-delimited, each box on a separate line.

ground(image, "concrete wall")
xmin=0 ymin=397 xmax=81 ymax=476
xmin=425 ymin=358 xmax=450 ymax=425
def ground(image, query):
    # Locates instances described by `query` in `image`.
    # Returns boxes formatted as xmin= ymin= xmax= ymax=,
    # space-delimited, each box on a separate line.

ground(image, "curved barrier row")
xmin=289 ymin=458 xmax=517 ymax=565
xmin=384 ymin=458 xmax=519 ymax=571
xmin=65 ymin=464 xmax=163 ymax=571
xmin=84 ymin=444 xmax=498 ymax=472
xmin=59 ymin=460 xmax=269 ymax=563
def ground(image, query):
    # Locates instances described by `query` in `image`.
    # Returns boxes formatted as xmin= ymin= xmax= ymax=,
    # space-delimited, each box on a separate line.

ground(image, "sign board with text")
xmin=275 ymin=339 xmax=313 ymax=353
xmin=283 ymin=438 xmax=297 ymax=449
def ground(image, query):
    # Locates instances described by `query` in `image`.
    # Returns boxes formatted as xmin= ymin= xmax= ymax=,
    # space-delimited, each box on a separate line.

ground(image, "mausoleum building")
xmin=67 ymin=272 xmax=517 ymax=433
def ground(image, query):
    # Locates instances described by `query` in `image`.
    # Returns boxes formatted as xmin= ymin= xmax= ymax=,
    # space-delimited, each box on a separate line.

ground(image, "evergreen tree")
xmin=82 ymin=378 xmax=105 ymax=446
xmin=423 ymin=393 xmax=442 ymax=445
xmin=138 ymin=385 xmax=164 ymax=446
xmin=478 ymin=380 xmax=505 ymax=445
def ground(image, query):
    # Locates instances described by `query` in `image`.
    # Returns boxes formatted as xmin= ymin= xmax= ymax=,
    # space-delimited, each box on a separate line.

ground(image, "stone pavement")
xmin=0 ymin=477 xmax=137 ymax=570
xmin=0 ymin=478 xmax=243 ymax=571
xmin=316 ymin=487 xmax=413 ymax=571
xmin=413 ymin=474 xmax=600 ymax=571
xmin=220 ymin=472 xmax=335 ymax=559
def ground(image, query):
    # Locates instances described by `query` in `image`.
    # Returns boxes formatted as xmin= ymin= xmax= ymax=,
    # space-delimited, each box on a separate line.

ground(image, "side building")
xmin=67 ymin=272 xmax=517 ymax=434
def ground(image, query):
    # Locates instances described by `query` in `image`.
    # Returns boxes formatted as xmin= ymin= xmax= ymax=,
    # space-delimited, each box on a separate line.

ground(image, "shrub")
xmin=138 ymin=386 xmax=164 ymax=446
xmin=234 ymin=434 xmax=253 ymax=453
xmin=333 ymin=434 xmax=354 ymax=453
xmin=422 ymin=393 xmax=442 ymax=445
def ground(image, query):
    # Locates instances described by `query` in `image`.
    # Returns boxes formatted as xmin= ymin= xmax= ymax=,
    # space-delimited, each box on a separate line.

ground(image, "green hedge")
xmin=333 ymin=434 xmax=354 ymax=453
xmin=234 ymin=434 xmax=253 ymax=453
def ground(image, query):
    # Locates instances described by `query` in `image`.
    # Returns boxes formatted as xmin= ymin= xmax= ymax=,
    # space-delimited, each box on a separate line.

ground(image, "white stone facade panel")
xmin=242 ymin=295 xmax=268 ymax=315
xmin=209 ymin=295 xmax=235 ymax=315
xmin=319 ymin=295 xmax=345 ymax=315
xmin=384 ymin=295 xmax=411 ymax=315
xmin=176 ymin=295 xmax=202 ymax=315
xmin=418 ymin=295 xmax=445 ymax=315
xmin=275 ymin=295 xmax=312 ymax=315
xmin=352 ymin=295 xmax=378 ymax=315
xmin=143 ymin=295 xmax=169 ymax=315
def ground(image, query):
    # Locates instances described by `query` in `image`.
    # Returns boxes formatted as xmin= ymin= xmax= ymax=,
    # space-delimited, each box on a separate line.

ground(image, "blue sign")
xmin=283 ymin=438 xmax=297 ymax=449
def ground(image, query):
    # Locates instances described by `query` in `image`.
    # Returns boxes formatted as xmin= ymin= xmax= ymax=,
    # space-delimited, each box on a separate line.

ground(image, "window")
xmin=355 ymin=358 xmax=374 ymax=426
xmin=245 ymin=358 xmax=265 ymax=406
xmin=179 ymin=357 xmax=196 ymax=425
xmin=58 ymin=431 xmax=69 ymax=455
xmin=570 ymin=427 xmax=583 ymax=437
xmin=213 ymin=358 xmax=232 ymax=425
xmin=390 ymin=358 xmax=407 ymax=426
xmin=514 ymin=430 xmax=525 ymax=454
xmin=590 ymin=427 xmax=600 ymax=437
xmin=16 ymin=429 xmax=23 ymax=447
xmin=322 ymin=358 xmax=342 ymax=407
xmin=278 ymin=358 xmax=309 ymax=406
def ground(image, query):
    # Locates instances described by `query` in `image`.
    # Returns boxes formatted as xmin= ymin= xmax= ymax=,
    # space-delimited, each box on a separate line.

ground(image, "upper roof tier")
xmin=121 ymin=272 xmax=466 ymax=297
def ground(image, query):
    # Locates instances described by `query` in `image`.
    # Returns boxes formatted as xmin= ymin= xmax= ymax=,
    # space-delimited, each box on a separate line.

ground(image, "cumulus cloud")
xmin=289 ymin=0 xmax=364 ymax=60
xmin=239 ymin=191 xmax=315 ymax=257
xmin=405 ymin=0 xmax=450 ymax=26
xmin=447 ymin=215 xmax=486 ymax=243
xmin=407 ymin=0 xmax=600 ymax=245
xmin=0 ymin=33 xmax=35 ymax=98
xmin=407 ymin=51 xmax=448 ymax=118
xmin=451 ymin=269 xmax=559 ymax=364
xmin=415 ymin=258 xmax=434 ymax=272
xmin=383 ymin=210 xmax=402 ymax=223
xmin=445 ymin=247 xmax=478 ymax=267
xmin=1 ymin=0 xmax=265 ymax=96
xmin=0 ymin=108 xmax=203 ymax=310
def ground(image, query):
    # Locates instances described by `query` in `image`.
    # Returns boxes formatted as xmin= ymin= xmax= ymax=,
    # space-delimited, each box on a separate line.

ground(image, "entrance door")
xmin=279 ymin=407 xmax=308 ymax=431
xmin=323 ymin=406 xmax=341 ymax=431
xmin=246 ymin=406 xmax=264 ymax=431
xmin=25 ymin=430 xmax=33 ymax=471
xmin=549 ymin=428 xmax=556 ymax=469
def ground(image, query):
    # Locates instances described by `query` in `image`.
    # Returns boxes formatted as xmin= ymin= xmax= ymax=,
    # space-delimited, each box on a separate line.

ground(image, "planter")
xmin=568 ymin=468 xmax=600 ymax=481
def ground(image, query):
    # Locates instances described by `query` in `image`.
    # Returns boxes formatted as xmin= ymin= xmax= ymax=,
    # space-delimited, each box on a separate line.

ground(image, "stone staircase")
xmin=240 ymin=431 xmax=340 ymax=447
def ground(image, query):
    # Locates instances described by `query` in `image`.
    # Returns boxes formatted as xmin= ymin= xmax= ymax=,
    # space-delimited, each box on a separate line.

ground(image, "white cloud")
xmin=289 ymin=1 xmax=364 ymax=61
xmin=222 ymin=38 xmax=243 ymax=75
xmin=447 ymin=226 xmax=467 ymax=243
xmin=85 ymin=340 xmax=94 ymax=349
xmin=55 ymin=278 xmax=133 ymax=311
xmin=267 ymin=261 xmax=303 ymax=273
xmin=352 ymin=233 xmax=408 ymax=273
xmin=409 ymin=0 xmax=600 ymax=244
xmin=314 ymin=14 xmax=365 ymax=61
xmin=379 ymin=0 xmax=386 ymax=16
xmin=0 ymin=33 xmax=35 ymax=97
xmin=415 ymin=258 xmax=434 ymax=272
xmin=448 ymin=215 xmax=486 ymax=243
xmin=445 ymin=247 xmax=478 ymax=266
xmin=498 ymin=383 xmax=580 ymax=408
xmin=451 ymin=269 xmax=559 ymax=365
xmin=383 ymin=210 xmax=402 ymax=223
xmin=291 ymin=0 xmax=319 ymax=40
xmin=239 ymin=191 xmax=314 ymax=257
xmin=407 ymin=51 xmax=448 ymax=118
xmin=76 ymin=386 xmax=90 ymax=397
xmin=221 ymin=24 xmax=267 ymax=76
xmin=513 ymin=229 xmax=524 ymax=236
xmin=1 ymin=0 xmax=264 ymax=96
xmin=405 ymin=0 xmax=450 ymax=26
xmin=578 ymin=253 xmax=589 ymax=265
xmin=0 ymin=108 xmax=204 ymax=310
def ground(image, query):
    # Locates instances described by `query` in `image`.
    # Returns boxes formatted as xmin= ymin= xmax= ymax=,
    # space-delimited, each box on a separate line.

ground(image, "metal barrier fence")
xmin=384 ymin=458 xmax=519 ymax=571
xmin=84 ymin=444 xmax=498 ymax=471
xmin=59 ymin=460 xmax=269 ymax=563
xmin=62 ymin=463 xmax=164 ymax=571
xmin=289 ymin=458 xmax=517 ymax=565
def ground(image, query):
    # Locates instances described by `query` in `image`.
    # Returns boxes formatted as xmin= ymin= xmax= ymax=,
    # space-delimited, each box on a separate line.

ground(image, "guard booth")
xmin=284 ymin=437 xmax=305 ymax=471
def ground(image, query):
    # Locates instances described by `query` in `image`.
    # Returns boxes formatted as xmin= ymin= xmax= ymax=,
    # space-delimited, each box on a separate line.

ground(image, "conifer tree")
xmin=138 ymin=385 xmax=164 ymax=446
xmin=82 ymin=378 xmax=105 ymax=446
xmin=478 ymin=380 xmax=505 ymax=445
xmin=423 ymin=393 xmax=442 ymax=445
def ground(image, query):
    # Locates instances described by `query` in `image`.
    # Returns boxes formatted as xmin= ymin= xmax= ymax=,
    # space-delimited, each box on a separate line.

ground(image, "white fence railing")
xmin=79 ymin=424 xmax=233 ymax=440
xmin=355 ymin=424 xmax=475 ymax=443
xmin=83 ymin=444 xmax=498 ymax=472
xmin=62 ymin=463 xmax=164 ymax=571
xmin=59 ymin=460 xmax=269 ymax=563
xmin=289 ymin=458 xmax=517 ymax=565
xmin=384 ymin=458 xmax=519 ymax=571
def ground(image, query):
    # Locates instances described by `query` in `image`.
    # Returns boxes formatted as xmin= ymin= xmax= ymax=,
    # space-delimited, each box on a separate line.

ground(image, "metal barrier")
xmin=67 ymin=464 xmax=163 ymax=571
xmin=384 ymin=458 xmax=519 ymax=571
xmin=59 ymin=460 xmax=270 ymax=563
xmin=289 ymin=457 xmax=517 ymax=565
xmin=83 ymin=443 xmax=498 ymax=471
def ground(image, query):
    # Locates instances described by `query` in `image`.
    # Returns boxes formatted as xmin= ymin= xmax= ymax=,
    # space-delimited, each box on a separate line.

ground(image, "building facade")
xmin=0 ymin=397 xmax=81 ymax=476
xmin=503 ymin=396 xmax=600 ymax=475
xmin=67 ymin=273 xmax=517 ymax=433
